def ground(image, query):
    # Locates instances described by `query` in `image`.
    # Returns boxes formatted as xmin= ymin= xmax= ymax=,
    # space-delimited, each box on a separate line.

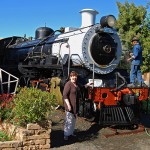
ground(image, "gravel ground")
xmin=49 ymin=109 xmax=150 ymax=150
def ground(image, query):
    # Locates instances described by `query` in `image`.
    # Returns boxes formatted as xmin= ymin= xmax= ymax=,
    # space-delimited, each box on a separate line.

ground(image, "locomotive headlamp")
xmin=100 ymin=15 xmax=116 ymax=28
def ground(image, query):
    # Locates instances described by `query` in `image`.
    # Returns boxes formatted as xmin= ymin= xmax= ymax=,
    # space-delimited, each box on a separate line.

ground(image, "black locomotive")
xmin=0 ymin=9 xmax=148 ymax=126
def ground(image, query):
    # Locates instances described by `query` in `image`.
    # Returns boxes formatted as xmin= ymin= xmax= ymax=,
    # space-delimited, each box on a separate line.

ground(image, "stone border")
xmin=0 ymin=120 xmax=52 ymax=149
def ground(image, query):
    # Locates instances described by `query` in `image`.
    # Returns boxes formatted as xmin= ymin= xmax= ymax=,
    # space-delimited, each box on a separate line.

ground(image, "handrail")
xmin=0 ymin=68 xmax=19 ymax=94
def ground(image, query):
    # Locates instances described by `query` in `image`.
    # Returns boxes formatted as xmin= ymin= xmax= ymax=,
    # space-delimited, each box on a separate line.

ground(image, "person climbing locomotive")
xmin=127 ymin=37 xmax=147 ymax=87
xmin=63 ymin=71 xmax=92 ymax=141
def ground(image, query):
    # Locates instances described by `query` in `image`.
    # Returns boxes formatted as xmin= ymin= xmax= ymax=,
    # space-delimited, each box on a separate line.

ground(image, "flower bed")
xmin=0 ymin=87 xmax=57 ymax=149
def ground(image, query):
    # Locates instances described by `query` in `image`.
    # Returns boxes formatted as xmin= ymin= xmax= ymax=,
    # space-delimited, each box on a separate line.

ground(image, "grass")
xmin=0 ymin=130 xmax=11 ymax=142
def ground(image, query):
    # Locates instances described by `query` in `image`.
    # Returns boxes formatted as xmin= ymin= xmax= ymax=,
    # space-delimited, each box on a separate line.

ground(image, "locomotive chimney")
xmin=80 ymin=9 xmax=99 ymax=28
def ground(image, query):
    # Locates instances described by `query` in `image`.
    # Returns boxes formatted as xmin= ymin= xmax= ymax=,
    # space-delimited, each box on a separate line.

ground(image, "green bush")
xmin=0 ymin=94 xmax=14 ymax=121
xmin=141 ymin=98 xmax=150 ymax=114
xmin=10 ymin=87 xmax=57 ymax=126
xmin=0 ymin=130 xmax=11 ymax=141
xmin=0 ymin=122 xmax=15 ymax=142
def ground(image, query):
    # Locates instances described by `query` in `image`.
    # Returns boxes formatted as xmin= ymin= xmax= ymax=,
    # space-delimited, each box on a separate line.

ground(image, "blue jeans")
xmin=130 ymin=65 xmax=144 ymax=84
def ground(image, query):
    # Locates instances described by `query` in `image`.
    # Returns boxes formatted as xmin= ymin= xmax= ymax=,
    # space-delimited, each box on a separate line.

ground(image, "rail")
xmin=0 ymin=68 xmax=19 ymax=94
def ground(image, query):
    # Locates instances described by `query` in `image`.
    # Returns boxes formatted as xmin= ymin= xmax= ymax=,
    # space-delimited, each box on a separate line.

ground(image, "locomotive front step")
xmin=98 ymin=106 xmax=139 ymax=126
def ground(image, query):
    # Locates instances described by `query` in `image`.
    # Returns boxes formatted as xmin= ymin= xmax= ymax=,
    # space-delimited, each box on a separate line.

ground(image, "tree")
xmin=140 ymin=13 xmax=150 ymax=73
xmin=116 ymin=1 xmax=150 ymax=73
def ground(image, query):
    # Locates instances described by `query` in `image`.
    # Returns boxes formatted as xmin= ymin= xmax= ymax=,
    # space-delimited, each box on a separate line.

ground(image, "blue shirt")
xmin=131 ymin=43 xmax=143 ymax=65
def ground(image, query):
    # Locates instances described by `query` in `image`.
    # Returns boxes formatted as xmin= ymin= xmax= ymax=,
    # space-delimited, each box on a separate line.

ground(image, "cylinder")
xmin=80 ymin=9 xmax=99 ymax=28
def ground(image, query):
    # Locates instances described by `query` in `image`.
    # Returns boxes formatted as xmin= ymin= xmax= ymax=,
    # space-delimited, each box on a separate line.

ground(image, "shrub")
xmin=10 ymin=87 xmax=57 ymax=126
xmin=0 ymin=130 xmax=11 ymax=141
xmin=0 ymin=94 xmax=14 ymax=121
xmin=0 ymin=122 xmax=14 ymax=141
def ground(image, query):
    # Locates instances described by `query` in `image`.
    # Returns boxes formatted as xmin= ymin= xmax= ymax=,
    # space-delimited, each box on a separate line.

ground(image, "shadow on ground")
xmin=140 ymin=113 xmax=150 ymax=128
xmin=50 ymin=110 xmax=150 ymax=148
xmin=50 ymin=123 xmax=102 ymax=148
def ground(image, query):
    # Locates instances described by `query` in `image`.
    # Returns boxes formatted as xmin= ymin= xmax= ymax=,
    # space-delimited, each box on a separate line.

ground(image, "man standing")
xmin=127 ymin=37 xmax=147 ymax=87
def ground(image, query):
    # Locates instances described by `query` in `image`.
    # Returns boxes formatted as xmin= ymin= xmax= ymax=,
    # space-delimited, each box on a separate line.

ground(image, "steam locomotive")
xmin=0 ymin=9 xmax=149 ymax=126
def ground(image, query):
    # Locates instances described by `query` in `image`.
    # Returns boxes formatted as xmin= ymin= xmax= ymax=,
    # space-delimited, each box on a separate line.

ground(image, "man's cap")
xmin=131 ymin=37 xmax=139 ymax=42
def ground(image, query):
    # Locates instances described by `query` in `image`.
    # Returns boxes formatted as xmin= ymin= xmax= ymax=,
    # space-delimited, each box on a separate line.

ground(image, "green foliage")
xmin=141 ymin=98 xmax=150 ymax=114
xmin=140 ymin=13 xmax=150 ymax=73
xmin=116 ymin=1 xmax=147 ymax=49
xmin=10 ymin=87 xmax=57 ymax=126
xmin=0 ymin=122 xmax=14 ymax=142
xmin=0 ymin=94 xmax=14 ymax=121
xmin=116 ymin=1 xmax=150 ymax=73
xmin=0 ymin=130 xmax=11 ymax=141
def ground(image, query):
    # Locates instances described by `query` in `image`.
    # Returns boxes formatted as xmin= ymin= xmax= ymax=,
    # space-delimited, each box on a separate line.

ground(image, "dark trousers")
xmin=130 ymin=65 xmax=144 ymax=84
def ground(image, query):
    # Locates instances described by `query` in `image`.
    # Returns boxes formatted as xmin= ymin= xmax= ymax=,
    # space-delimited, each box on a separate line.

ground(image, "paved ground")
xmin=49 ymin=109 xmax=150 ymax=150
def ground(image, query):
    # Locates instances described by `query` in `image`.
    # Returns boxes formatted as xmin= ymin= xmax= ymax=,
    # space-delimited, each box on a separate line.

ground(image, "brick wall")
xmin=0 ymin=120 xmax=52 ymax=150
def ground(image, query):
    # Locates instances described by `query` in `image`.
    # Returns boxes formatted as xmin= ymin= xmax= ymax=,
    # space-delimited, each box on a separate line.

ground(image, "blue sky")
xmin=0 ymin=0 xmax=149 ymax=38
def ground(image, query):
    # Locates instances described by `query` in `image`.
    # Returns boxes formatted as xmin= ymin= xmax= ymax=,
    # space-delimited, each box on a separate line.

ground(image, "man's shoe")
xmin=127 ymin=83 xmax=135 ymax=88
xmin=142 ymin=83 xmax=148 ymax=87
xmin=138 ymin=83 xmax=148 ymax=88
xmin=64 ymin=136 xmax=68 ymax=141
